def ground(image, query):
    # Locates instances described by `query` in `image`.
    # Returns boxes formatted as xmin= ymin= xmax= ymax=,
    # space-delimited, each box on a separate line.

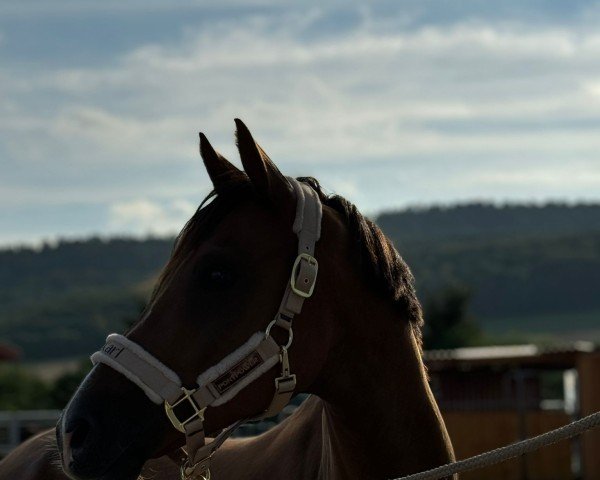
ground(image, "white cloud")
xmin=584 ymin=81 xmax=600 ymax=99
xmin=51 ymin=106 xmax=194 ymax=160
xmin=5 ymin=18 xmax=600 ymax=164
xmin=459 ymin=163 xmax=600 ymax=188
xmin=2 ymin=5 xmax=600 ymax=244
xmin=108 ymin=198 xmax=196 ymax=236
xmin=0 ymin=0 xmax=289 ymax=16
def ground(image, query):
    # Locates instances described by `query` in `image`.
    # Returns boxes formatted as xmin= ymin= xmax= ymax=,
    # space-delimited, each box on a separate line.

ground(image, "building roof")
xmin=424 ymin=342 xmax=596 ymax=371
xmin=0 ymin=343 xmax=21 ymax=361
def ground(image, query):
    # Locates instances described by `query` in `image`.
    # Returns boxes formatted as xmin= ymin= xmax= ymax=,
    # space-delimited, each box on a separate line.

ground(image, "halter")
xmin=90 ymin=178 xmax=322 ymax=480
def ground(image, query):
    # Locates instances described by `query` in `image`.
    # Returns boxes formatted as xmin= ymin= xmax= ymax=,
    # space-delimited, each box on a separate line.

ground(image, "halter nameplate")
xmin=213 ymin=351 xmax=263 ymax=394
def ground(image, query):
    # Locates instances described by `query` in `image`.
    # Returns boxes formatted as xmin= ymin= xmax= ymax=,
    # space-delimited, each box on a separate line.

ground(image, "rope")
xmin=393 ymin=411 xmax=600 ymax=480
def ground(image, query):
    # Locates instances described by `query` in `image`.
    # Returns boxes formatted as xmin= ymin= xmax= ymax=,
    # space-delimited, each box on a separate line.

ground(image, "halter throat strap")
xmin=91 ymin=177 xmax=322 ymax=479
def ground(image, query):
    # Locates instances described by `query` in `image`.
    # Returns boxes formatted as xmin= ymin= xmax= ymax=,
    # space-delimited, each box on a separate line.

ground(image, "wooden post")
xmin=577 ymin=351 xmax=600 ymax=479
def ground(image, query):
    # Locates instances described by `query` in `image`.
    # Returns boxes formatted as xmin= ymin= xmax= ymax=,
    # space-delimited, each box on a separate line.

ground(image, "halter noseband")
xmin=90 ymin=178 xmax=322 ymax=480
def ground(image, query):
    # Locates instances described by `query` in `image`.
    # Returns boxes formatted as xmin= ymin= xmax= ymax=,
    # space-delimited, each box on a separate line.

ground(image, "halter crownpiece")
xmin=90 ymin=177 xmax=322 ymax=480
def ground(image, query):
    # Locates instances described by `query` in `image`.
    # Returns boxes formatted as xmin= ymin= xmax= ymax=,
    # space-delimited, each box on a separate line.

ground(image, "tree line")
xmin=1 ymin=202 xmax=599 ymax=361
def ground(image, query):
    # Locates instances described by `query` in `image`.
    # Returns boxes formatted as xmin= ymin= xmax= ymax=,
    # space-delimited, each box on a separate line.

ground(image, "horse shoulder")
xmin=212 ymin=397 xmax=325 ymax=479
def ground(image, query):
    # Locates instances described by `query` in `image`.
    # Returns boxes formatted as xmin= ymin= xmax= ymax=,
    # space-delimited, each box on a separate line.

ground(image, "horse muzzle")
xmin=57 ymin=364 xmax=168 ymax=480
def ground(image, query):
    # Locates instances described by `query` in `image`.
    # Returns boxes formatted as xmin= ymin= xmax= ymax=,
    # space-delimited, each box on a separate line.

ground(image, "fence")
xmin=0 ymin=410 xmax=61 ymax=457
xmin=443 ymin=410 xmax=573 ymax=480
xmin=426 ymin=346 xmax=600 ymax=479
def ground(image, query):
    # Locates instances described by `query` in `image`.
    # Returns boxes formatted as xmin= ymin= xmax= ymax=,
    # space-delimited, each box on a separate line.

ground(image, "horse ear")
xmin=199 ymin=132 xmax=241 ymax=190
xmin=234 ymin=118 xmax=292 ymax=202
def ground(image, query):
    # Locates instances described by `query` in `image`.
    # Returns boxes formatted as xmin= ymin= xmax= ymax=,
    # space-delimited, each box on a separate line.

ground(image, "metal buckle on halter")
xmin=165 ymin=387 xmax=206 ymax=433
xmin=290 ymin=253 xmax=318 ymax=298
xmin=274 ymin=347 xmax=296 ymax=394
xmin=274 ymin=375 xmax=297 ymax=394
xmin=181 ymin=457 xmax=212 ymax=480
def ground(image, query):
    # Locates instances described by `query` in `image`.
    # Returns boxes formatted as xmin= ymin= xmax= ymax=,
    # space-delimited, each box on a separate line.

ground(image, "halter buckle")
xmin=274 ymin=347 xmax=296 ymax=394
xmin=165 ymin=387 xmax=206 ymax=433
xmin=290 ymin=253 xmax=318 ymax=298
xmin=274 ymin=374 xmax=297 ymax=394
xmin=181 ymin=460 xmax=211 ymax=480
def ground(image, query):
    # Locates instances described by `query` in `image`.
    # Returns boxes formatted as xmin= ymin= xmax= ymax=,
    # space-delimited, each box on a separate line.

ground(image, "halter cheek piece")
xmin=90 ymin=178 xmax=322 ymax=480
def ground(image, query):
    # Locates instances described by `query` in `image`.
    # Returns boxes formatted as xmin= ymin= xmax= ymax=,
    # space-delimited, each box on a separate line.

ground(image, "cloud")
xmin=6 ymin=17 xmax=600 ymax=163
xmin=2 ymin=3 xmax=600 ymax=244
xmin=585 ymin=81 xmax=600 ymax=98
xmin=0 ymin=0 xmax=288 ymax=16
xmin=108 ymin=198 xmax=196 ymax=236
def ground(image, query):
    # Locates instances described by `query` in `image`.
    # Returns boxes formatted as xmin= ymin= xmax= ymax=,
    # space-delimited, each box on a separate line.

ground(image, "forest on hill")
xmin=1 ymin=203 xmax=599 ymax=360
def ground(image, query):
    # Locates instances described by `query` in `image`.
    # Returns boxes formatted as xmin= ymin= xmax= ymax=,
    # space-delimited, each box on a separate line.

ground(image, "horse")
xmin=0 ymin=119 xmax=455 ymax=480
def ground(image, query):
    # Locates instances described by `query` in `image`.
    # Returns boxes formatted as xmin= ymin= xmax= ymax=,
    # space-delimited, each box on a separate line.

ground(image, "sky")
xmin=2 ymin=0 xmax=600 ymax=246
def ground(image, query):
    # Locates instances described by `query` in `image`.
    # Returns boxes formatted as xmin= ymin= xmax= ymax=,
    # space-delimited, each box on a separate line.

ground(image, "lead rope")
xmin=393 ymin=411 xmax=600 ymax=480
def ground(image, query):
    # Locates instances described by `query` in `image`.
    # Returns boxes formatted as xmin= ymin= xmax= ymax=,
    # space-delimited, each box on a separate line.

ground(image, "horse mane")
xmin=296 ymin=177 xmax=424 ymax=349
xmin=147 ymin=175 xmax=423 ymax=348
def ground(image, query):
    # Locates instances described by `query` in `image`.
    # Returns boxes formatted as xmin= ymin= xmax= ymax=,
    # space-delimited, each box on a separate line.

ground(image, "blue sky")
xmin=2 ymin=1 xmax=600 ymax=246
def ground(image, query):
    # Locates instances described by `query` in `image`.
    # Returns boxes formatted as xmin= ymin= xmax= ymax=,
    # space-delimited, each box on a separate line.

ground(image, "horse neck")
xmin=312 ymin=291 xmax=455 ymax=480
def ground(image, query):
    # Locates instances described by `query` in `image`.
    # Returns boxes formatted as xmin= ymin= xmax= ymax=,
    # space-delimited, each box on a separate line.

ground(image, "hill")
xmin=377 ymin=203 xmax=600 ymax=242
xmin=0 ymin=238 xmax=172 ymax=359
xmin=1 ymin=203 xmax=600 ymax=360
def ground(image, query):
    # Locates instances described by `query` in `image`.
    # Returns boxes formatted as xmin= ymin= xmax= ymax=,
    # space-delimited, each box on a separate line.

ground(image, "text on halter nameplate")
xmin=212 ymin=351 xmax=264 ymax=395
xmin=102 ymin=342 xmax=124 ymax=359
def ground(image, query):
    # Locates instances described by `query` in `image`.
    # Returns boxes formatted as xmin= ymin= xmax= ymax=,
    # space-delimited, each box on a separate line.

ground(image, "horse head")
xmin=57 ymin=120 xmax=343 ymax=480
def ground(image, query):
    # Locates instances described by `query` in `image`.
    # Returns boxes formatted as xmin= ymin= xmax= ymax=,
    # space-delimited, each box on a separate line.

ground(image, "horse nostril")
xmin=69 ymin=418 xmax=92 ymax=451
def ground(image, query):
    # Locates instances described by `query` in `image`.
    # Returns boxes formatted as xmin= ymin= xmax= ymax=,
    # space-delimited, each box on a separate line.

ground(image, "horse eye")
xmin=202 ymin=268 xmax=234 ymax=289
